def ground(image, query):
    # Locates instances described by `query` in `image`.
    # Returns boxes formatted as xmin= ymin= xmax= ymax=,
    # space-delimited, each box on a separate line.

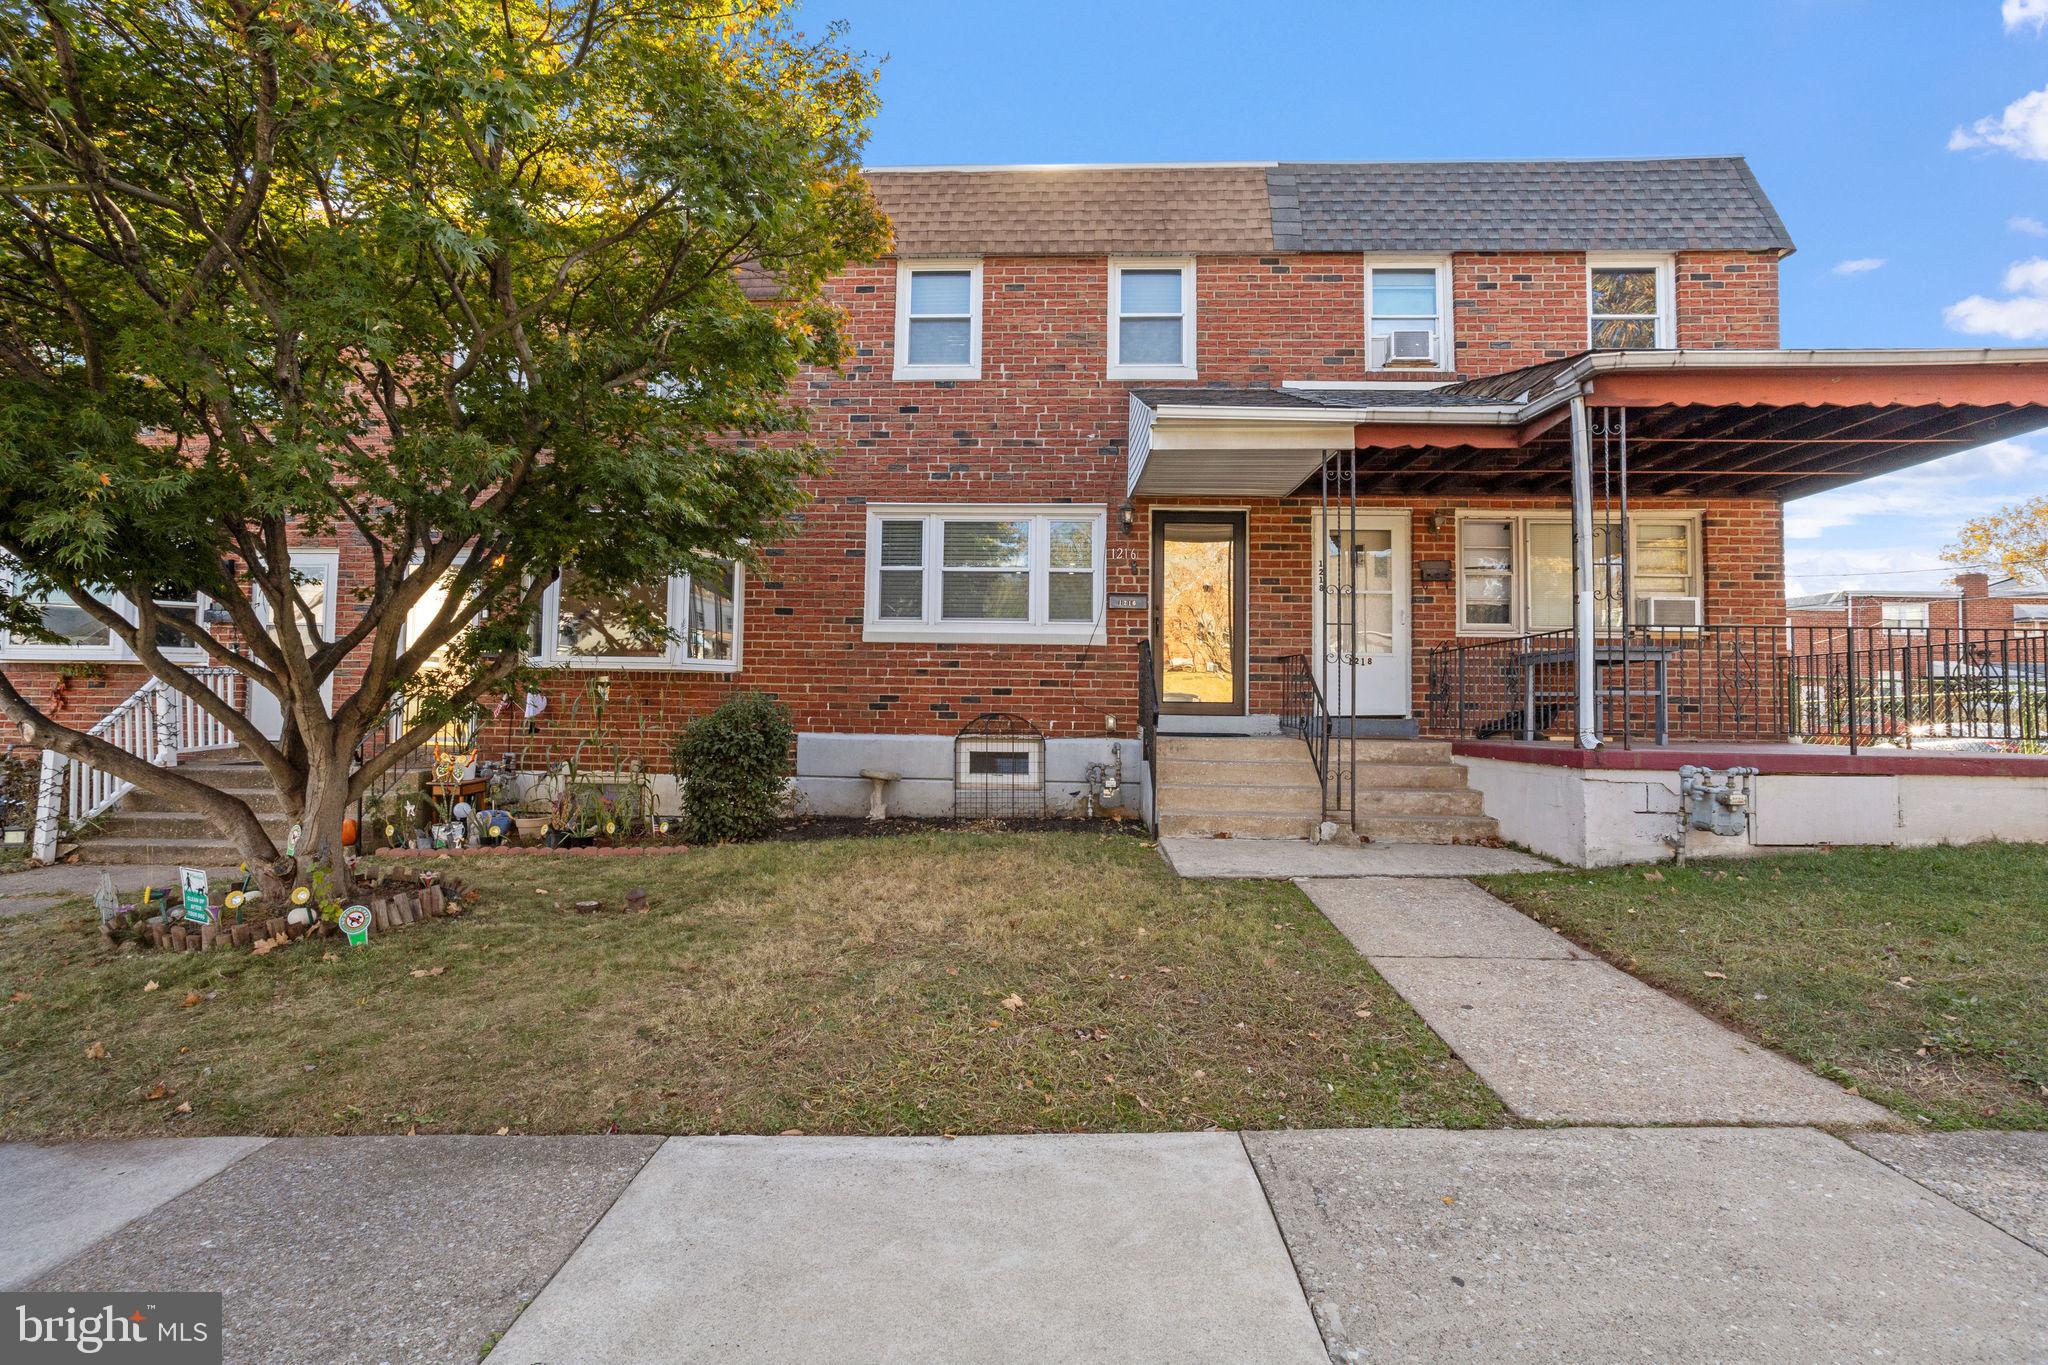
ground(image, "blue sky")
xmin=802 ymin=0 xmax=2048 ymax=593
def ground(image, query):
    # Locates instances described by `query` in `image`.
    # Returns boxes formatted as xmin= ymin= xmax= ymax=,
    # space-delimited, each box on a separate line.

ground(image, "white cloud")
xmin=2010 ymin=215 xmax=2048 ymax=236
xmin=1784 ymin=440 xmax=2043 ymax=539
xmin=2006 ymin=0 xmax=2048 ymax=32
xmin=1832 ymin=257 xmax=1886 ymax=276
xmin=1945 ymin=255 xmax=2048 ymax=337
xmin=1949 ymin=85 xmax=2048 ymax=159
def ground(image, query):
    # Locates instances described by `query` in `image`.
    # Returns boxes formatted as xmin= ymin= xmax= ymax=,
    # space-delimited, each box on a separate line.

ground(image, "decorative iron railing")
xmin=32 ymin=665 xmax=241 ymax=861
xmin=1426 ymin=625 xmax=2048 ymax=755
xmin=1277 ymin=653 xmax=1333 ymax=812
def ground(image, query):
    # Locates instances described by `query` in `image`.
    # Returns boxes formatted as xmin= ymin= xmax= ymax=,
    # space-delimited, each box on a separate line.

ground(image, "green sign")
xmin=340 ymin=904 xmax=371 ymax=948
xmin=179 ymin=867 xmax=212 ymax=926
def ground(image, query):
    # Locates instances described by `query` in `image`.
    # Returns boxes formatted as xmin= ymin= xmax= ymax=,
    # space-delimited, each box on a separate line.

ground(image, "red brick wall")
xmin=6 ymin=247 xmax=1789 ymax=770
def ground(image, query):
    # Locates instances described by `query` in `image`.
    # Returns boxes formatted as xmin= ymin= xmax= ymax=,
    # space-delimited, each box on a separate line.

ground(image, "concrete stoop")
xmin=64 ymin=761 xmax=284 ymax=867
xmin=1154 ymin=734 xmax=1500 ymax=844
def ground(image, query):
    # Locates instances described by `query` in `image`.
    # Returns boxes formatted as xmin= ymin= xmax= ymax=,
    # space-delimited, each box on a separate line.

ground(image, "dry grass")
xmin=0 ymin=832 xmax=1500 ymax=1138
xmin=1482 ymin=843 xmax=2048 ymax=1130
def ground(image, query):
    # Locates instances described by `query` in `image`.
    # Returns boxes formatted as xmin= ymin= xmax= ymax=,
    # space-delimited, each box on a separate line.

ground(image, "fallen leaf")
xmin=85 ymin=1040 xmax=108 ymax=1060
xmin=409 ymin=966 xmax=446 ymax=978
xmin=779 ymin=1128 xmax=803 ymax=1137
xmin=7 ymin=990 xmax=27 ymax=1003
xmin=142 ymin=1083 xmax=173 ymax=1101
xmin=179 ymin=991 xmax=202 ymax=1009
xmin=1000 ymin=993 xmax=1025 ymax=1010
xmin=1703 ymin=971 xmax=1727 ymax=980
xmin=142 ymin=981 xmax=159 ymax=993
xmin=173 ymin=1101 xmax=191 ymax=1115
xmin=320 ymin=952 xmax=338 ymax=963
xmin=1441 ymin=1195 xmax=1457 ymax=1206
xmin=495 ymin=1127 xmax=510 ymax=1136
xmin=1642 ymin=870 xmax=1665 ymax=882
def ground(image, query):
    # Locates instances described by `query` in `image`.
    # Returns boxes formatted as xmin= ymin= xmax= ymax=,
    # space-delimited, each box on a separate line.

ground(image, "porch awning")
xmin=1125 ymin=347 xmax=2048 ymax=499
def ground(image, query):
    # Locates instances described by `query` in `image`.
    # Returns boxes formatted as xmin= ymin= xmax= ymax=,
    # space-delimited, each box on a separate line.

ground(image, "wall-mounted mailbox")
xmin=1418 ymin=559 xmax=1454 ymax=583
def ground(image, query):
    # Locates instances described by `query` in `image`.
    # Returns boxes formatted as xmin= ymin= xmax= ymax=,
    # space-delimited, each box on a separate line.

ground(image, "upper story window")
xmin=893 ymin=260 xmax=982 ymax=381
xmin=1108 ymin=258 xmax=1196 ymax=380
xmin=1880 ymin=601 xmax=1930 ymax=631
xmin=1588 ymin=256 xmax=1673 ymax=349
xmin=1366 ymin=258 xmax=1451 ymax=370
xmin=529 ymin=566 xmax=741 ymax=670
xmin=865 ymin=505 xmax=1106 ymax=645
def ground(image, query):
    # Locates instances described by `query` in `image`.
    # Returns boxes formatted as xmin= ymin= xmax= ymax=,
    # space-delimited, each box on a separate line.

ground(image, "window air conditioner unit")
xmin=1386 ymin=328 xmax=1437 ymax=364
xmin=1639 ymin=594 xmax=1702 ymax=627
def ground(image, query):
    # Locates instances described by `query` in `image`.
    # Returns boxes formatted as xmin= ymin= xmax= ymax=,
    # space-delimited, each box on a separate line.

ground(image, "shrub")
xmin=672 ymin=691 xmax=795 ymax=842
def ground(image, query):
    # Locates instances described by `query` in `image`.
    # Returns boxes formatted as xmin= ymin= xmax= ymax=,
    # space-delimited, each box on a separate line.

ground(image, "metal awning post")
xmin=1569 ymin=394 xmax=1601 ymax=749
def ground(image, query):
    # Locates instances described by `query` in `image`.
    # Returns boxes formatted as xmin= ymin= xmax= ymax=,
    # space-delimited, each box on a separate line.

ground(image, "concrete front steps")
xmin=1154 ymin=735 xmax=1500 ymax=845
xmin=67 ymin=759 xmax=286 ymax=866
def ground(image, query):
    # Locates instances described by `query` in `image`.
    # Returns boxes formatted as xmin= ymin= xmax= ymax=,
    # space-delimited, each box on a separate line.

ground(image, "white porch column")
xmin=1568 ymin=395 xmax=1601 ymax=750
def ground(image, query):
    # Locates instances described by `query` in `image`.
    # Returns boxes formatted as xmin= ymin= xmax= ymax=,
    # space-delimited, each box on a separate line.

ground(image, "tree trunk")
xmin=297 ymin=741 xmax=360 ymax=899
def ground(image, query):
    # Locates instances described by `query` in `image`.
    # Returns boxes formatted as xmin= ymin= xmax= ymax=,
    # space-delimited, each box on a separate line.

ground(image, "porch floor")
xmin=1453 ymin=739 xmax=2048 ymax=778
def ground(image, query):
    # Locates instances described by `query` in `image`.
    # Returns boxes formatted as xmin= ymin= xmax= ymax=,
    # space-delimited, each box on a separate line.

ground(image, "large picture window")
xmin=1456 ymin=513 xmax=1701 ymax=636
xmin=865 ymin=506 xmax=1105 ymax=644
xmin=529 ymin=565 xmax=742 ymax=669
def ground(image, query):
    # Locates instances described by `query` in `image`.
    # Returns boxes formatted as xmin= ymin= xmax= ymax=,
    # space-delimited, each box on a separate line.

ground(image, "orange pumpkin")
xmin=341 ymin=817 xmax=359 ymax=847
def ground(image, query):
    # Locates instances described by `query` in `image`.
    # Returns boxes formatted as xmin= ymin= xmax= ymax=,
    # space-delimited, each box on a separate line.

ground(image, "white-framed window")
xmin=893 ymin=259 xmax=982 ymax=381
xmin=1366 ymin=256 xmax=1451 ymax=370
xmin=1108 ymin=258 xmax=1196 ymax=380
xmin=529 ymin=564 xmax=742 ymax=670
xmin=864 ymin=505 xmax=1106 ymax=645
xmin=1880 ymin=601 xmax=1930 ymax=631
xmin=2015 ymin=603 xmax=2048 ymax=636
xmin=1587 ymin=255 xmax=1674 ymax=350
xmin=0 ymin=582 xmax=121 ymax=660
xmin=145 ymin=588 xmax=208 ymax=658
xmin=1454 ymin=512 xmax=1702 ymax=636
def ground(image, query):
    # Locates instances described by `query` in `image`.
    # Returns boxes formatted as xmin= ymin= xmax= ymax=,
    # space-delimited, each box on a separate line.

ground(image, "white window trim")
xmin=529 ymin=565 xmax=743 ymax=672
xmin=1364 ymin=254 xmax=1454 ymax=371
xmin=863 ymin=504 xmax=1107 ymax=646
xmin=1107 ymin=257 xmax=1197 ymax=381
xmin=1879 ymin=601 xmax=1931 ymax=630
xmin=893 ymin=258 xmax=983 ymax=381
xmin=1452 ymin=510 xmax=1702 ymax=638
xmin=0 ymin=572 xmax=219 ymax=664
xmin=1586 ymin=253 xmax=1675 ymax=350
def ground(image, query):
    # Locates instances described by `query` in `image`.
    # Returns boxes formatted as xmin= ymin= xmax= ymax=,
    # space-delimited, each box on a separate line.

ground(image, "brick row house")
xmin=1787 ymin=572 xmax=2048 ymax=641
xmin=11 ymin=157 xmax=2048 ymax=864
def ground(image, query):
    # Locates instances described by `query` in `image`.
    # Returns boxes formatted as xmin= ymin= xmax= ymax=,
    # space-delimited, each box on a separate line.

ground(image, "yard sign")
xmin=178 ymin=867 xmax=212 ymax=926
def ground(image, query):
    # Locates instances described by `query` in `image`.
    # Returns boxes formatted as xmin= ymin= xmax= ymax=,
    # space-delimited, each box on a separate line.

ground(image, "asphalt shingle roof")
xmin=864 ymin=158 xmax=1793 ymax=258
xmin=1268 ymin=158 xmax=1793 ymax=254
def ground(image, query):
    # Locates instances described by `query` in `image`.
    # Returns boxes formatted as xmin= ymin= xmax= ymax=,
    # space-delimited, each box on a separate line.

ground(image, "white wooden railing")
xmin=31 ymin=666 xmax=241 ymax=862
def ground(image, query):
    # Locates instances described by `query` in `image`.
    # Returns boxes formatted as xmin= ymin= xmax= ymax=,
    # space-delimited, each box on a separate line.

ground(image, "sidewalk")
xmin=4 ymin=1130 xmax=2044 ymax=1362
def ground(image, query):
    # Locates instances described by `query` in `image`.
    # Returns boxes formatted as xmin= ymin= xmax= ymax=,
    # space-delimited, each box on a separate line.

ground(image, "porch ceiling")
xmin=1130 ymin=348 xmax=2048 ymax=501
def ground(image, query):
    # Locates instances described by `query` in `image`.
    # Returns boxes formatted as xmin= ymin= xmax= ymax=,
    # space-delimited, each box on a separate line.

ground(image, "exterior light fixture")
xmin=1119 ymin=500 xmax=1135 ymax=535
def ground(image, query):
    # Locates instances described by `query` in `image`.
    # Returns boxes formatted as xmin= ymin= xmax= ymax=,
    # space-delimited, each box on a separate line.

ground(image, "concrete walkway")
xmin=4 ymin=1130 xmax=2043 ymax=1362
xmin=0 ymin=863 xmax=242 ymax=919
xmin=1300 ymin=876 xmax=1888 ymax=1125
xmin=1160 ymin=836 xmax=1550 ymax=879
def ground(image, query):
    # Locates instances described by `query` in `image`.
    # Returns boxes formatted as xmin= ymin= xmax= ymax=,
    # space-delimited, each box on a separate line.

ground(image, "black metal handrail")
xmin=1425 ymin=624 xmax=2048 ymax=755
xmin=1277 ymin=654 xmax=1332 ymax=811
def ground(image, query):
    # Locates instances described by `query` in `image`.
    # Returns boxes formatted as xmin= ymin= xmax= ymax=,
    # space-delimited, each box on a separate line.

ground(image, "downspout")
xmin=1570 ymin=394 xmax=1601 ymax=749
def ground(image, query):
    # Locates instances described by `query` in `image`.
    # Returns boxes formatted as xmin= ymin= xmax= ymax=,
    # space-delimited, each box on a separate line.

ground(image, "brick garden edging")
xmin=100 ymin=873 xmax=465 ymax=954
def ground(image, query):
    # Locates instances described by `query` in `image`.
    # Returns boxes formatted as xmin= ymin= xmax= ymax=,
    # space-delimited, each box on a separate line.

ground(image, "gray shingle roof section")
xmin=1269 ymin=158 xmax=1794 ymax=254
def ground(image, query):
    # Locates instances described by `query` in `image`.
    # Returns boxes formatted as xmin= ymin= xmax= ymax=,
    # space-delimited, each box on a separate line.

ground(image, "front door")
xmin=1312 ymin=510 xmax=1411 ymax=717
xmin=1152 ymin=512 xmax=1247 ymax=716
xmin=248 ymin=551 xmax=339 ymax=741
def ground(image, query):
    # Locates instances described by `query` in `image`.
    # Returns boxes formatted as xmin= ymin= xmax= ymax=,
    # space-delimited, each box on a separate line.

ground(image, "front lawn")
xmin=0 ymin=832 xmax=1500 ymax=1138
xmin=1481 ymin=843 xmax=2048 ymax=1130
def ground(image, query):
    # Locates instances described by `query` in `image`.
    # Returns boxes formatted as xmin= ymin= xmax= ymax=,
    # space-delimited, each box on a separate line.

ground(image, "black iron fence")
xmin=1426 ymin=625 xmax=2048 ymax=754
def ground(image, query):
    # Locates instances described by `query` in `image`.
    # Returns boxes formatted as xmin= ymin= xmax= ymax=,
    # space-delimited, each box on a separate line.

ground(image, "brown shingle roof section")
xmin=866 ymin=166 xmax=1276 ymax=257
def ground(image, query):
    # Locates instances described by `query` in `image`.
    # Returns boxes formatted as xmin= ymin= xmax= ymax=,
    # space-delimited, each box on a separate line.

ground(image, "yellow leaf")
xmin=142 ymin=981 xmax=159 ymax=993
xmin=85 ymin=1040 xmax=108 ymax=1060
xmin=999 ymin=993 xmax=1025 ymax=1011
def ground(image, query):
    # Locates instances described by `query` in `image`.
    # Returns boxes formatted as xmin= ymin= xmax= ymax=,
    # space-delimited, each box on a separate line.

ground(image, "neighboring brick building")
xmin=1787 ymin=573 xmax=2048 ymax=646
xmin=14 ymin=156 xmax=2048 ymax=830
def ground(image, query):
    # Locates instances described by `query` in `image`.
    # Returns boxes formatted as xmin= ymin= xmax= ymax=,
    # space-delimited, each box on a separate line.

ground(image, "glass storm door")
xmin=1153 ymin=513 xmax=1247 ymax=716
xmin=1313 ymin=512 xmax=1411 ymax=717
